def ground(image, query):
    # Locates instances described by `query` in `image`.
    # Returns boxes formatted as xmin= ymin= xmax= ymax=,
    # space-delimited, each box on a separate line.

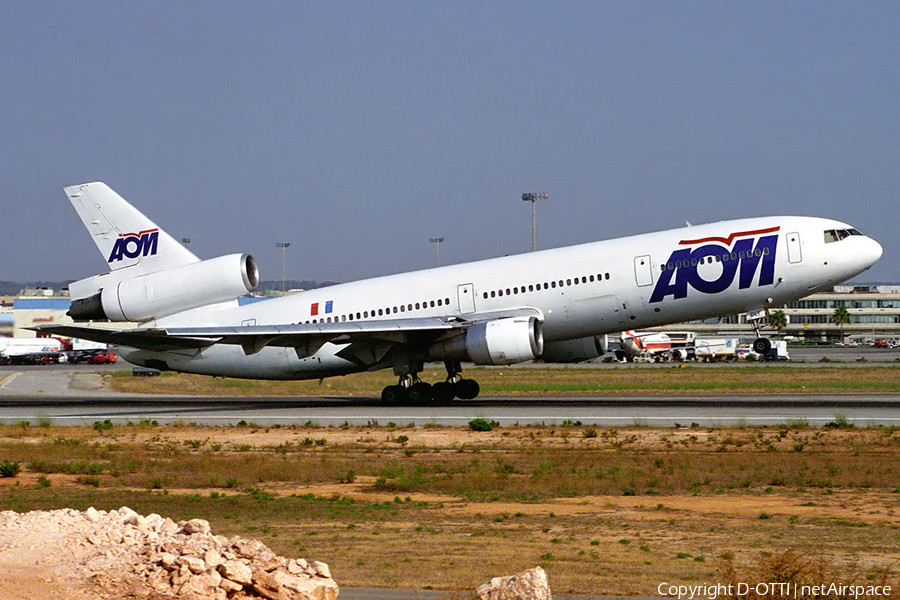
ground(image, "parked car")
xmin=87 ymin=351 xmax=117 ymax=364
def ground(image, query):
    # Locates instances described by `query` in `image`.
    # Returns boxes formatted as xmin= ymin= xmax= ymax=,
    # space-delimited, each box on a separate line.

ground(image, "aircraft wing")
xmin=29 ymin=324 xmax=217 ymax=352
xmin=31 ymin=317 xmax=468 ymax=357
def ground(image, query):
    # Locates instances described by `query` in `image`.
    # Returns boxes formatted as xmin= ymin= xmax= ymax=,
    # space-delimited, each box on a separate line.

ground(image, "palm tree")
xmin=768 ymin=309 xmax=788 ymax=337
xmin=832 ymin=305 xmax=851 ymax=343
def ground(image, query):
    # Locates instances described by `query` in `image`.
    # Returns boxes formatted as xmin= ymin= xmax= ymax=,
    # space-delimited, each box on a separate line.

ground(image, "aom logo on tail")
xmin=107 ymin=229 xmax=160 ymax=263
xmin=650 ymin=226 xmax=779 ymax=303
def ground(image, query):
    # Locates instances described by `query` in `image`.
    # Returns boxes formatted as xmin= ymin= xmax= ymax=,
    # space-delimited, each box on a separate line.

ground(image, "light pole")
xmin=429 ymin=237 xmax=444 ymax=267
xmin=276 ymin=242 xmax=290 ymax=293
xmin=521 ymin=192 xmax=548 ymax=251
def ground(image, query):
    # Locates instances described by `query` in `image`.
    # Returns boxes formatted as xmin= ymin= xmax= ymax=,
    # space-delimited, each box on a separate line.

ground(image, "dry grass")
xmin=1 ymin=423 xmax=899 ymax=595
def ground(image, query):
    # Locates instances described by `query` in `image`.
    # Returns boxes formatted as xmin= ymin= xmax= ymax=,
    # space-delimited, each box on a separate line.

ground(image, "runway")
xmin=3 ymin=381 xmax=900 ymax=428
xmin=3 ymin=351 xmax=900 ymax=427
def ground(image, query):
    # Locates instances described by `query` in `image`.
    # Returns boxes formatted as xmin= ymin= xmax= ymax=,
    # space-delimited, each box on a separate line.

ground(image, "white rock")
xmin=181 ymin=518 xmax=211 ymax=535
xmin=218 ymin=560 xmax=253 ymax=586
xmin=312 ymin=560 xmax=331 ymax=579
xmin=475 ymin=566 xmax=552 ymax=600
xmin=179 ymin=555 xmax=207 ymax=574
xmin=204 ymin=548 xmax=225 ymax=568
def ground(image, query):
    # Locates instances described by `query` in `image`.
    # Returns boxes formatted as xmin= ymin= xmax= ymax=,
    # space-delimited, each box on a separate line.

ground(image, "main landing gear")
xmin=380 ymin=360 xmax=480 ymax=404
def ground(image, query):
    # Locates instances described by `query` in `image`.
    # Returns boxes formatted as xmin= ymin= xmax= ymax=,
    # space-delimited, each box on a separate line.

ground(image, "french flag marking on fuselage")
xmin=310 ymin=301 xmax=334 ymax=317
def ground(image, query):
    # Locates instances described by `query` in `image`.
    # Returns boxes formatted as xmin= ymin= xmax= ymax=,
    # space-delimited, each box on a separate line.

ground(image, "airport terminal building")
xmin=5 ymin=284 xmax=900 ymax=344
xmin=657 ymin=285 xmax=900 ymax=343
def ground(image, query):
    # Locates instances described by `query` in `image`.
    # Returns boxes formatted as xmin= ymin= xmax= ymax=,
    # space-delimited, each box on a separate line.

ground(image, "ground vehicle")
xmin=694 ymin=338 xmax=738 ymax=362
xmin=86 ymin=351 xmax=117 ymax=364
xmin=873 ymin=339 xmax=889 ymax=348
xmin=763 ymin=340 xmax=790 ymax=361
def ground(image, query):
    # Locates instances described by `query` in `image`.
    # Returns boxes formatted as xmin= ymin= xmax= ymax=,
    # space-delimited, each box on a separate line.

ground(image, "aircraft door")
xmin=633 ymin=255 xmax=654 ymax=287
xmin=457 ymin=283 xmax=476 ymax=314
xmin=786 ymin=232 xmax=802 ymax=264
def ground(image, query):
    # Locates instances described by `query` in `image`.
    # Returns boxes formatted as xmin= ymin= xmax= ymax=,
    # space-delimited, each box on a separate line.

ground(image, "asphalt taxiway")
xmin=2 ymin=359 xmax=900 ymax=427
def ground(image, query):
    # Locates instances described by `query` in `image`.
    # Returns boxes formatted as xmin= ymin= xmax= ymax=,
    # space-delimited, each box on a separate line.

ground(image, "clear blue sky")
xmin=2 ymin=2 xmax=897 ymax=284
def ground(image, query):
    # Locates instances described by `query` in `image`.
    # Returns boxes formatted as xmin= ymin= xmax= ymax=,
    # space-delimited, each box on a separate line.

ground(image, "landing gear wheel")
xmin=752 ymin=337 xmax=772 ymax=354
xmin=431 ymin=381 xmax=456 ymax=402
xmin=381 ymin=385 xmax=407 ymax=404
xmin=455 ymin=379 xmax=480 ymax=400
xmin=406 ymin=382 xmax=433 ymax=404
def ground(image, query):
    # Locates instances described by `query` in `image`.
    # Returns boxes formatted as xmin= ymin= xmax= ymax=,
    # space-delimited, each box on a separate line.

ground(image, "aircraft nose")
xmin=863 ymin=236 xmax=883 ymax=269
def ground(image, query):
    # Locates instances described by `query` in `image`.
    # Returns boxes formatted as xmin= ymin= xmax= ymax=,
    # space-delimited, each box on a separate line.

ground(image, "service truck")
xmin=694 ymin=337 xmax=738 ymax=362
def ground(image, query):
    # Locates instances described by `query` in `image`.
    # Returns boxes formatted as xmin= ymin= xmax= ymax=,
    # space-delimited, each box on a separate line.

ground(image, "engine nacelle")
xmin=68 ymin=253 xmax=259 ymax=322
xmin=540 ymin=335 xmax=607 ymax=363
xmin=429 ymin=316 xmax=543 ymax=365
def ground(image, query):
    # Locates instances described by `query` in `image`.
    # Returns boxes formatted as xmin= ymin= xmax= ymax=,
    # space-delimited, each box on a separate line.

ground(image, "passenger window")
xmin=605 ymin=273 xmax=610 ymax=280
xmin=551 ymin=281 xmax=557 ymax=288
xmin=378 ymin=309 xmax=383 ymax=316
xmin=590 ymin=275 xmax=595 ymax=282
xmin=430 ymin=301 xmax=435 ymax=307
xmin=437 ymin=299 xmax=442 ymax=306
xmin=566 ymin=279 xmax=572 ymax=286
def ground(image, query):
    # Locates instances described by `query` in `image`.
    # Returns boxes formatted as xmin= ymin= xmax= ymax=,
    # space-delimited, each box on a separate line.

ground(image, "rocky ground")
xmin=0 ymin=507 xmax=339 ymax=599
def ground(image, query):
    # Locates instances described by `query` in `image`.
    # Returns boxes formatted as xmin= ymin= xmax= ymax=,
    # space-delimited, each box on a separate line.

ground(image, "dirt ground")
xmin=2 ymin=424 xmax=900 ymax=597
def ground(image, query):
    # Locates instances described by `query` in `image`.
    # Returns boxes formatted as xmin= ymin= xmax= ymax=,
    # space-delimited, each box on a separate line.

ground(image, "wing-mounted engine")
xmin=540 ymin=335 xmax=608 ymax=363
xmin=68 ymin=253 xmax=259 ymax=322
xmin=429 ymin=316 xmax=543 ymax=365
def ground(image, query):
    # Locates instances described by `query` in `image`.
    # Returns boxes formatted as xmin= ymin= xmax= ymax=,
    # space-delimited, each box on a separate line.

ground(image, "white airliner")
xmin=35 ymin=182 xmax=882 ymax=402
xmin=618 ymin=330 xmax=680 ymax=362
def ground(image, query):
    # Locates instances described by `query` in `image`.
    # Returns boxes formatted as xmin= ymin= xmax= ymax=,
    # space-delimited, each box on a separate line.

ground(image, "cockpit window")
xmin=824 ymin=228 xmax=863 ymax=243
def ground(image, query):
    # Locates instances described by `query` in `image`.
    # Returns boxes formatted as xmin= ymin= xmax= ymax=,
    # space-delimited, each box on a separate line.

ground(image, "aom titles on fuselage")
xmin=36 ymin=182 xmax=882 ymax=403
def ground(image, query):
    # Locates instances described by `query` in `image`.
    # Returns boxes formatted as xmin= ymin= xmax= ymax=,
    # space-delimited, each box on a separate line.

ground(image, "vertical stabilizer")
xmin=64 ymin=182 xmax=199 ymax=274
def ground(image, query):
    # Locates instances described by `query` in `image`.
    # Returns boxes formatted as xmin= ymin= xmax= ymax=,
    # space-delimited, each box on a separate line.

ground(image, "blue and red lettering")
xmin=107 ymin=229 xmax=159 ymax=263
xmin=649 ymin=228 xmax=779 ymax=303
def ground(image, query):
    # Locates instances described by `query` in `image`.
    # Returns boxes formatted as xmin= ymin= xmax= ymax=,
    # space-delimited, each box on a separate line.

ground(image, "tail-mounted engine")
xmin=429 ymin=316 xmax=544 ymax=365
xmin=68 ymin=253 xmax=259 ymax=322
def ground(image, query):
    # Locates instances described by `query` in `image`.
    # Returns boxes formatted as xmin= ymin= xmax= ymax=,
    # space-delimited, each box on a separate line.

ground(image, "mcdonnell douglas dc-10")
xmin=36 ymin=182 xmax=882 ymax=402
